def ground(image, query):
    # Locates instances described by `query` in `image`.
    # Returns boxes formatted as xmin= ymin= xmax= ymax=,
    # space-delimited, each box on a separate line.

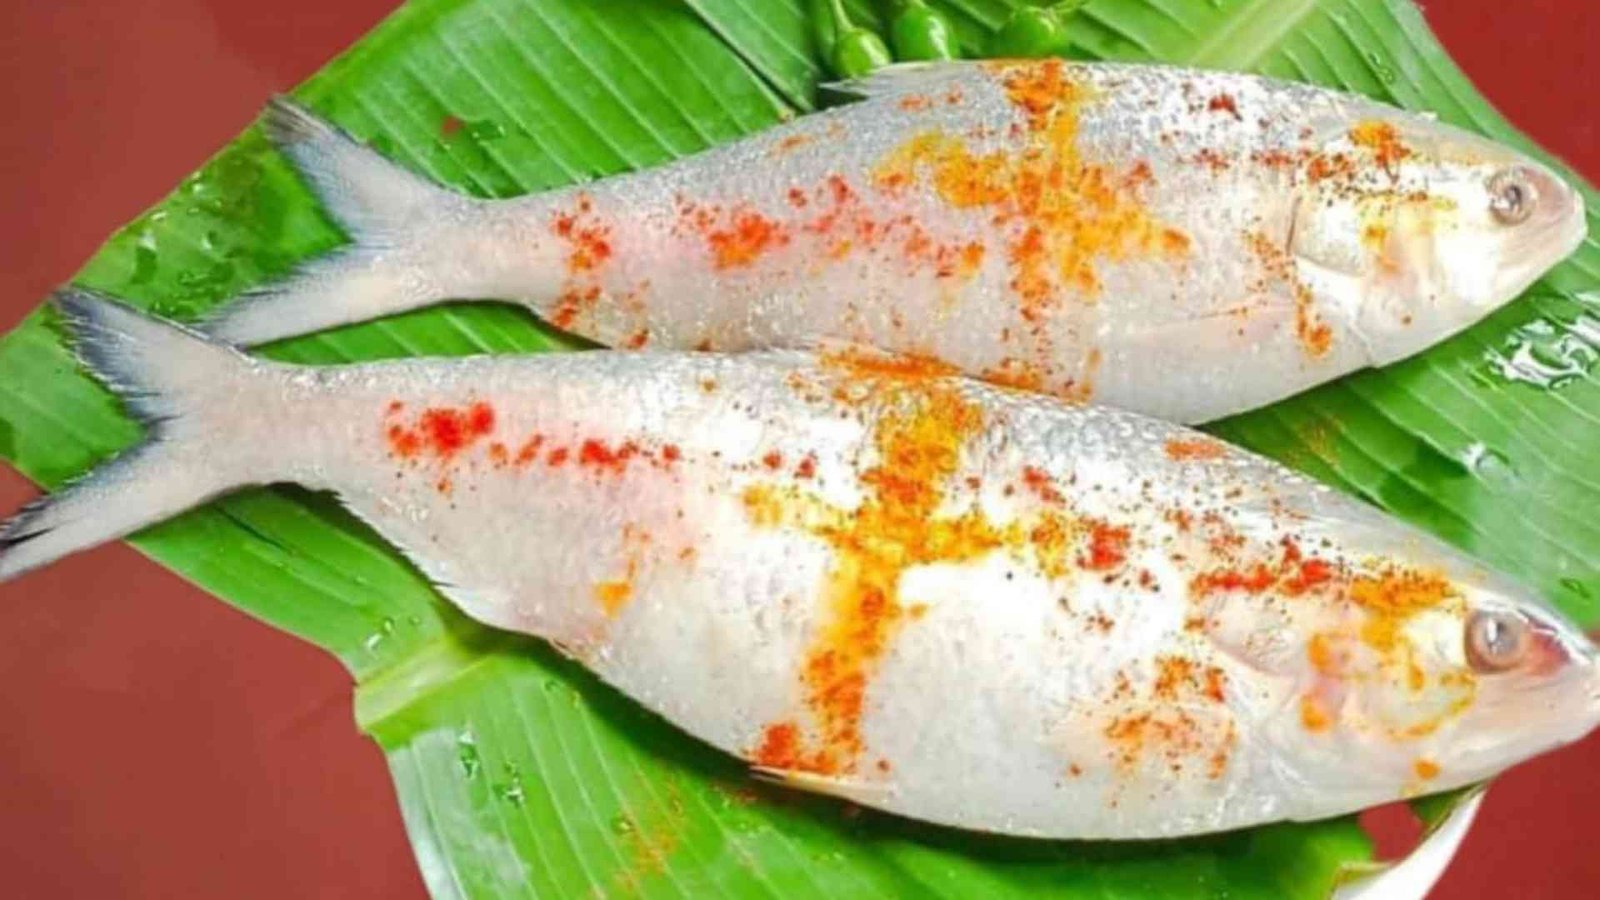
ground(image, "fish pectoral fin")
xmin=750 ymin=766 xmax=893 ymax=805
xmin=1115 ymin=301 xmax=1296 ymax=356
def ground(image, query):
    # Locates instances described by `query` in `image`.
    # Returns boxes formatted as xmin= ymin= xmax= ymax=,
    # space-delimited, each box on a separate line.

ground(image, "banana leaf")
xmin=1 ymin=0 xmax=1594 ymax=896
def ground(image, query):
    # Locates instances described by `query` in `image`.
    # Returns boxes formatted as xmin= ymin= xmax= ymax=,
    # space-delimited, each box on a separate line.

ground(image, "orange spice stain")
xmin=552 ymin=196 xmax=613 ymax=275
xmin=1027 ymin=512 xmax=1076 ymax=579
xmin=550 ymin=285 xmax=601 ymax=331
xmin=514 ymin=435 xmax=545 ymax=466
xmin=1362 ymin=221 xmax=1392 ymax=259
xmin=1103 ymin=671 xmax=1232 ymax=778
xmin=974 ymin=353 xmax=1057 ymax=402
xmin=875 ymin=60 xmax=1189 ymax=322
xmin=1348 ymin=568 xmax=1457 ymax=653
xmin=1350 ymin=120 xmax=1412 ymax=172
xmin=578 ymin=438 xmax=641 ymax=475
xmin=741 ymin=373 xmax=1000 ymax=775
xmin=982 ymin=358 xmax=1048 ymax=394
xmin=594 ymin=579 xmax=634 ymax=617
xmin=795 ymin=454 xmax=817 ymax=479
xmin=707 ymin=207 xmax=787 ymax=269
xmin=611 ymin=808 xmax=681 ymax=896
xmin=1284 ymin=557 xmax=1335 ymax=595
xmin=750 ymin=721 xmax=805 ymax=769
xmin=1306 ymin=152 xmax=1356 ymax=184
xmin=1151 ymin=656 xmax=1230 ymax=706
xmin=1191 ymin=148 xmax=1233 ymax=173
xmin=595 ymin=525 xmax=655 ymax=620
xmin=1082 ymin=522 xmax=1130 ymax=571
xmin=820 ymin=347 xmax=959 ymax=384
xmin=1152 ymin=656 xmax=1192 ymax=701
xmin=1021 ymin=466 xmax=1064 ymax=506
xmin=1413 ymin=758 xmax=1440 ymax=781
xmin=1206 ymin=94 xmax=1240 ymax=119
xmin=1163 ymin=438 xmax=1228 ymax=462
xmin=683 ymin=167 xmax=986 ymax=285
xmin=1300 ymin=694 xmax=1333 ymax=732
xmin=487 ymin=442 xmax=509 ymax=468
xmin=1102 ymin=706 xmax=1236 ymax=779
xmin=1246 ymin=230 xmax=1332 ymax=358
xmin=384 ymin=401 xmax=496 ymax=461
xmin=761 ymin=450 xmax=784 ymax=471
xmin=1307 ymin=632 xmax=1346 ymax=678
xmin=771 ymin=132 xmax=814 ymax=156
xmin=1190 ymin=536 xmax=1337 ymax=599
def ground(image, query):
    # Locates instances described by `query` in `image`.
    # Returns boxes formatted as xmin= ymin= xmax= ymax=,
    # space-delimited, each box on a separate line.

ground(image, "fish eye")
xmin=1488 ymin=168 xmax=1538 ymax=225
xmin=1465 ymin=609 xmax=1530 ymax=673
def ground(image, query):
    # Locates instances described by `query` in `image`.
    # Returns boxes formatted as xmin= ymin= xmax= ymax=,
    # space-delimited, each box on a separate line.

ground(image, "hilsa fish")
xmin=203 ymin=60 xmax=1586 ymax=424
xmin=6 ymin=291 xmax=1596 ymax=839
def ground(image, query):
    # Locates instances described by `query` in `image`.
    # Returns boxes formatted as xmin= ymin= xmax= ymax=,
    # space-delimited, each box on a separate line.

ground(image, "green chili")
xmin=826 ymin=0 xmax=893 ymax=78
xmin=888 ymin=0 xmax=960 ymax=61
xmin=987 ymin=1 xmax=1089 ymax=59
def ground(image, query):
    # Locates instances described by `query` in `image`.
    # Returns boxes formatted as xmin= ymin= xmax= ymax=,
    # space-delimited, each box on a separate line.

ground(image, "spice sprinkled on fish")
xmin=203 ymin=61 xmax=1584 ymax=423
xmin=5 ymin=292 xmax=1598 ymax=839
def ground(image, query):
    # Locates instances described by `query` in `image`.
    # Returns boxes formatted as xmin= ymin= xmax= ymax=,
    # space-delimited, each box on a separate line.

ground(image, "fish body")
xmin=7 ymin=294 xmax=1597 ymax=839
xmin=207 ymin=60 xmax=1585 ymax=423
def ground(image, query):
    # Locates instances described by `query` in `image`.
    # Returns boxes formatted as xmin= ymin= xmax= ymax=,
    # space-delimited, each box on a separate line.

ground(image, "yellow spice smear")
xmin=873 ymin=60 xmax=1189 ymax=323
xmin=746 ymin=357 xmax=1005 ymax=776
xmin=1299 ymin=565 xmax=1477 ymax=739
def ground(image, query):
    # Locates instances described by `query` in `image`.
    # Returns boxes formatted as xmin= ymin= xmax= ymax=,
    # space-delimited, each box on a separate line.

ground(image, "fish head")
xmin=1383 ymin=574 xmax=1600 ymax=782
xmin=1250 ymin=561 xmax=1600 ymax=801
xmin=1289 ymin=115 xmax=1586 ymax=365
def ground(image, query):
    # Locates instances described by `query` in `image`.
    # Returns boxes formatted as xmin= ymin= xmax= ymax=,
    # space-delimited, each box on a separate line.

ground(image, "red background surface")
xmin=0 ymin=2 xmax=1596 ymax=897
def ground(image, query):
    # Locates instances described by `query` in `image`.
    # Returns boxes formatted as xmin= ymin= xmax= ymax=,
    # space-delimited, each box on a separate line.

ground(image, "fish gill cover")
xmin=0 ymin=0 xmax=1595 ymax=897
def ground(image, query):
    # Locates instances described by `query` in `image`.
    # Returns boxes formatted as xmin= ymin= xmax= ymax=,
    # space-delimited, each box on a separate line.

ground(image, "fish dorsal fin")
xmin=820 ymin=61 xmax=974 ymax=103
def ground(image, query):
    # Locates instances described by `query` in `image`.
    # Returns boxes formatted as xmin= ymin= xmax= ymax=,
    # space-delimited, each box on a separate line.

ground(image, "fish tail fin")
xmin=0 ymin=289 xmax=275 ymax=581
xmin=203 ymin=96 xmax=507 ymax=345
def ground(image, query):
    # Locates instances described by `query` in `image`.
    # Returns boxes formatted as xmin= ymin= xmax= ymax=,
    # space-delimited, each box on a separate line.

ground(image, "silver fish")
xmin=6 ymin=291 xmax=1596 ymax=839
xmin=202 ymin=60 xmax=1586 ymax=423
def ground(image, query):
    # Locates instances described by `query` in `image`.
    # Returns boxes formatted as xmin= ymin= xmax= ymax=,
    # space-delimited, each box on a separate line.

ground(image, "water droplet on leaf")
xmin=497 ymin=763 xmax=526 ymax=805
xmin=1367 ymin=52 xmax=1397 ymax=84
xmin=466 ymin=119 xmax=508 ymax=141
xmin=1487 ymin=317 xmax=1598 ymax=389
xmin=1460 ymin=443 xmax=1516 ymax=485
xmin=363 ymin=616 xmax=397 ymax=651
xmin=457 ymin=732 xmax=481 ymax=779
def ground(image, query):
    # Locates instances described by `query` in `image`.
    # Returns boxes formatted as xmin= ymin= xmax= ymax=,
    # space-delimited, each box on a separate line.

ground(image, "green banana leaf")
xmin=1 ymin=0 xmax=1593 ymax=896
